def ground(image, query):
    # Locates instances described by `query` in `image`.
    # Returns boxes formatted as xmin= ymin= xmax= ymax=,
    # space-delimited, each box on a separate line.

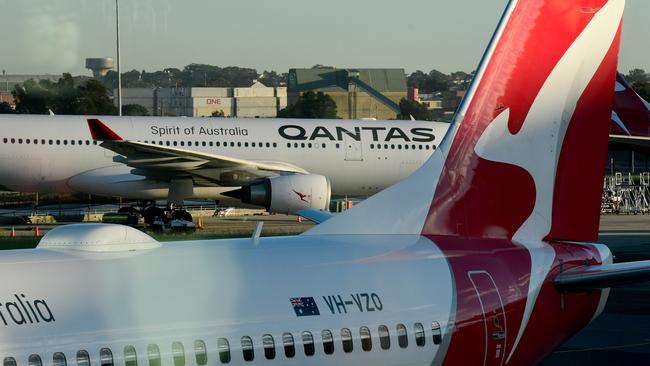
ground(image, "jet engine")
xmin=224 ymin=174 xmax=331 ymax=214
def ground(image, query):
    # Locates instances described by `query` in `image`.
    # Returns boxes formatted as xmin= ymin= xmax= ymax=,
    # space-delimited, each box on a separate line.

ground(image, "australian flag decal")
xmin=290 ymin=297 xmax=320 ymax=317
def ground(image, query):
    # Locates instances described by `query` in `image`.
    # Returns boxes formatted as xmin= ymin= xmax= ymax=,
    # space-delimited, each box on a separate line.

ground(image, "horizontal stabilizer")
xmin=554 ymin=259 xmax=650 ymax=292
xmin=87 ymin=118 xmax=123 ymax=141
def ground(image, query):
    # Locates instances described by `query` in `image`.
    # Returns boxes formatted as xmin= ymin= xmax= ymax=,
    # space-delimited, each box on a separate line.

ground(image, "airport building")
xmin=116 ymin=82 xmax=288 ymax=118
xmin=287 ymin=67 xmax=407 ymax=120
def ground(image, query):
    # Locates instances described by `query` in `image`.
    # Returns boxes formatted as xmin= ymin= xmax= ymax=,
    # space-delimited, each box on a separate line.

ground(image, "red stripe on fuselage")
xmin=431 ymin=237 xmax=604 ymax=365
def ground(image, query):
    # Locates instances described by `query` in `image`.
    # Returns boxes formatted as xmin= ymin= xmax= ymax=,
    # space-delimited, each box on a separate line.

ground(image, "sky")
xmin=0 ymin=0 xmax=648 ymax=76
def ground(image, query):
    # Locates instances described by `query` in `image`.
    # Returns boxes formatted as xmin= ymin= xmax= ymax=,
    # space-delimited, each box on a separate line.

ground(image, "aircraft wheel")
xmin=171 ymin=210 xmax=193 ymax=222
xmin=144 ymin=207 xmax=166 ymax=225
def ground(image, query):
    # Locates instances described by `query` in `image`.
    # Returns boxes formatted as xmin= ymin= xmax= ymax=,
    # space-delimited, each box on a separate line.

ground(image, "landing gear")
xmin=143 ymin=207 xmax=166 ymax=226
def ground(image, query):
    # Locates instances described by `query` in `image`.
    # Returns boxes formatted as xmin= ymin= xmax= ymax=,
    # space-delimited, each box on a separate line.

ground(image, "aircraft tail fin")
xmin=306 ymin=0 xmax=624 ymax=242
xmin=87 ymin=118 xmax=123 ymax=141
xmin=611 ymin=73 xmax=650 ymax=136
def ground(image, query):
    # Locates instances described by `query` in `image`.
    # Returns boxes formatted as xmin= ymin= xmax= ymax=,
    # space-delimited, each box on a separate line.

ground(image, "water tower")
xmin=85 ymin=58 xmax=115 ymax=79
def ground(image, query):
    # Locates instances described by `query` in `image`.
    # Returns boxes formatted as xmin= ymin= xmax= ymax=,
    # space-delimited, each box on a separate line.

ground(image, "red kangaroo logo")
xmin=293 ymin=190 xmax=309 ymax=203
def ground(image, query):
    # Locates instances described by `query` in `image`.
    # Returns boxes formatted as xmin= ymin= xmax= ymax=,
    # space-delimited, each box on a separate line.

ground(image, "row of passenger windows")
xmin=3 ymin=322 xmax=442 ymax=365
xmin=1 ymin=138 xmax=435 ymax=152
xmin=370 ymin=143 xmax=436 ymax=151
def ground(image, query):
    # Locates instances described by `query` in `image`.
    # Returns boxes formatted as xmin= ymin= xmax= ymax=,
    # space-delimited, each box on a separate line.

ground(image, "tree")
xmin=211 ymin=110 xmax=225 ymax=117
xmin=74 ymin=79 xmax=118 ymax=115
xmin=625 ymin=68 xmax=648 ymax=85
xmin=278 ymin=91 xmax=337 ymax=119
xmin=398 ymin=98 xmax=431 ymax=121
xmin=122 ymin=104 xmax=149 ymax=116
xmin=0 ymin=102 xmax=14 ymax=114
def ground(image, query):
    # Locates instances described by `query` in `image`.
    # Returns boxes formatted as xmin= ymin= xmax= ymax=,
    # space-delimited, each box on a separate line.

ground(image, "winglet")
xmin=87 ymin=118 xmax=123 ymax=141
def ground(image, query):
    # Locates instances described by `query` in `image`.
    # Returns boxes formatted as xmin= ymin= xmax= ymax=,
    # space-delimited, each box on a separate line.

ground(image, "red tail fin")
xmin=611 ymin=73 xmax=650 ymax=136
xmin=87 ymin=118 xmax=123 ymax=141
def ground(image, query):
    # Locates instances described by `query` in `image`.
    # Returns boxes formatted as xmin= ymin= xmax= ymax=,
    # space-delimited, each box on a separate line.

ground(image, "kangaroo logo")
xmin=293 ymin=190 xmax=310 ymax=203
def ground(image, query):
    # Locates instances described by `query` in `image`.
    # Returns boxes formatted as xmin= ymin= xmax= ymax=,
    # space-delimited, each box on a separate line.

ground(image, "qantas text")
xmin=279 ymin=125 xmax=436 ymax=142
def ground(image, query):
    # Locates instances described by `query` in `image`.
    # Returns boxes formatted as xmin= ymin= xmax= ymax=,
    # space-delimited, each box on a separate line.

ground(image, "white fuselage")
xmin=0 ymin=115 xmax=448 ymax=202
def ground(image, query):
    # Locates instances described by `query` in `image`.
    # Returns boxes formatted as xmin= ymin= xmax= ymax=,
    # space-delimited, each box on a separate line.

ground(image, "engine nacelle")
xmin=228 ymin=174 xmax=331 ymax=214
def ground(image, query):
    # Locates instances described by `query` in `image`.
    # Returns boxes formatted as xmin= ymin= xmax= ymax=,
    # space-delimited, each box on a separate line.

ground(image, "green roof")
xmin=288 ymin=68 xmax=406 ymax=93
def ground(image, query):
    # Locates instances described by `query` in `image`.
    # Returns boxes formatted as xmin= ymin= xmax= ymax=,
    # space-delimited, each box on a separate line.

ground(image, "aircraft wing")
xmin=554 ymin=259 xmax=650 ymax=292
xmin=609 ymin=134 xmax=650 ymax=149
xmin=88 ymin=119 xmax=308 ymax=186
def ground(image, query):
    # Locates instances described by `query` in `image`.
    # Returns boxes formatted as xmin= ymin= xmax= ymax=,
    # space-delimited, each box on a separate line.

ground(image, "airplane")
xmin=0 ymin=0 xmax=647 ymax=365
xmin=0 ymin=114 xmax=448 ymax=222
xmin=609 ymin=72 xmax=650 ymax=149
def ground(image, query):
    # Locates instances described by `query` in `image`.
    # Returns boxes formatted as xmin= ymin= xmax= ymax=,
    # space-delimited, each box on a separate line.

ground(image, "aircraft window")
xmin=286 ymin=143 xmax=291 ymax=148
xmin=384 ymin=144 xmax=388 ymax=149
xmin=172 ymin=342 xmax=185 ymax=366
xmin=194 ymin=340 xmax=207 ymax=366
xmin=26 ymin=139 xmax=31 ymax=144
xmin=241 ymin=336 xmax=254 ymax=362
xmin=244 ymin=142 xmax=249 ymax=147
xmin=376 ymin=144 xmax=381 ymax=150
xmin=2 ymin=138 xmax=6 ymax=143
xmin=271 ymin=143 xmax=276 ymax=148
xmin=64 ymin=140 xmax=68 ymax=145
xmin=302 ymin=331 xmax=315 ymax=356
xmin=282 ymin=332 xmax=295 ymax=358
xmin=308 ymin=143 xmax=312 ymax=148
xmin=158 ymin=141 xmax=162 ymax=145
xmin=405 ymin=145 xmax=409 ymax=150
xmin=71 ymin=140 xmax=75 ymax=145
xmin=11 ymin=138 xmax=15 ymax=143
xmin=432 ymin=321 xmax=442 ymax=345
xmin=425 ymin=145 xmax=430 ymax=150
xmin=76 ymin=351 xmax=90 ymax=366
xmin=53 ymin=352 xmax=67 ymax=366
xmin=147 ymin=344 xmax=161 ymax=366
xmin=33 ymin=139 xmax=38 ymax=144
xmin=180 ymin=141 xmax=185 ymax=146
xmin=391 ymin=144 xmax=395 ymax=149
xmin=396 ymin=324 xmax=408 ymax=348
xmin=321 ymin=143 xmax=326 ymax=148
xmin=77 ymin=139 xmax=82 ymax=145
xmin=166 ymin=141 xmax=171 ymax=146
xmin=419 ymin=145 xmax=423 ymax=150
xmin=262 ymin=334 xmax=275 ymax=360
xmin=398 ymin=144 xmax=402 ymax=150
xmin=322 ymin=330 xmax=334 ymax=355
xmin=28 ymin=354 xmax=42 ymax=366
xmin=209 ymin=142 xmax=214 ymax=147
xmin=173 ymin=141 xmax=178 ymax=146
xmin=3 ymin=357 xmax=16 ymax=366
xmin=195 ymin=141 xmax=199 ymax=146
xmin=217 ymin=338 xmax=230 ymax=364
xmin=293 ymin=143 xmax=298 ymax=148
xmin=43 ymin=139 xmax=47 ymax=144
xmin=230 ymin=142 xmax=235 ymax=147
xmin=433 ymin=145 xmax=437 ymax=150
xmin=237 ymin=142 xmax=242 ymax=147
xmin=99 ymin=348 xmax=113 ymax=366
xmin=93 ymin=141 xmax=98 ymax=145
xmin=335 ymin=143 xmax=340 ymax=149
xmin=379 ymin=325 xmax=391 ymax=350
xmin=370 ymin=144 xmax=374 ymax=149
xmin=341 ymin=328 xmax=353 ymax=353
xmin=360 ymin=326 xmax=372 ymax=351
xmin=124 ymin=346 xmax=137 ymax=366
xmin=414 ymin=323 xmax=426 ymax=347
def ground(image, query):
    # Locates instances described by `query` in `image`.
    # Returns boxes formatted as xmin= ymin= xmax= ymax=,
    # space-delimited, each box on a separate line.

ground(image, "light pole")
xmin=116 ymin=0 xmax=122 ymax=116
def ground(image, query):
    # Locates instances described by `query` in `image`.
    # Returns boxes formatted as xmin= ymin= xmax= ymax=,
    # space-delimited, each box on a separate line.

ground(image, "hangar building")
xmin=287 ymin=67 xmax=407 ymax=120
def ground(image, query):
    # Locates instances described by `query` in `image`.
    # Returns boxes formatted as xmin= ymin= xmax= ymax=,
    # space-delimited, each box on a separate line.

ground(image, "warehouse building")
xmin=117 ymin=82 xmax=287 ymax=117
xmin=287 ymin=67 xmax=407 ymax=120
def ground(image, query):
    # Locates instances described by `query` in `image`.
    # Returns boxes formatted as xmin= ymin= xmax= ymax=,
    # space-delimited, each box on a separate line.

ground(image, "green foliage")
xmin=625 ymin=69 xmax=650 ymax=101
xmin=210 ymin=110 xmax=225 ymax=117
xmin=278 ymin=91 xmax=337 ymax=119
xmin=258 ymin=71 xmax=287 ymax=87
xmin=11 ymin=74 xmax=117 ymax=115
xmin=122 ymin=104 xmax=150 ymax=116
xmin=398 ymin=98 xmax=432 ymax=121
xmin=0 ymin=102 xmax=14 ymax=114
